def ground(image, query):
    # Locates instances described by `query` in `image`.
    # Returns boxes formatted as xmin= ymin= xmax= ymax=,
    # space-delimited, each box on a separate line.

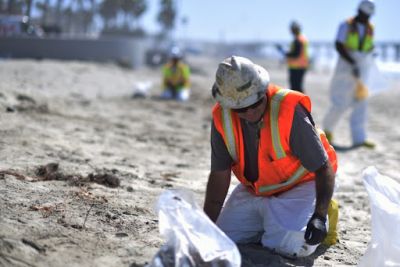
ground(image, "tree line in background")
xmin=0 ymin=0 xmax=176 ymax=36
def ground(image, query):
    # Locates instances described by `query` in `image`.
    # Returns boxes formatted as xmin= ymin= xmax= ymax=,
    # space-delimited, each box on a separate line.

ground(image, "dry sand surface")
xmin=0 ymin=56 xmax=399 ymax=267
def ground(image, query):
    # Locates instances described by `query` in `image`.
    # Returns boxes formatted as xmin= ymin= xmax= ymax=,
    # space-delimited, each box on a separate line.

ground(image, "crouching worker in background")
xmin=204 ymin=56 xmax=337 ymax=258
xmin=160 ymin=47 xmax=191 ymax=101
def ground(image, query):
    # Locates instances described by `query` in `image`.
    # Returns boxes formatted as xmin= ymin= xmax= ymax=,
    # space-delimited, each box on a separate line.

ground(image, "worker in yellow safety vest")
xmin=323 ymin=0 xmax=376 ymax=148
xmin=204 ymin=56 xmax=338 ymax=258
xmin=160 ymin=47 xmax=191 ymax=101
xmin=276 ymin=21 xmax=309 ymax=93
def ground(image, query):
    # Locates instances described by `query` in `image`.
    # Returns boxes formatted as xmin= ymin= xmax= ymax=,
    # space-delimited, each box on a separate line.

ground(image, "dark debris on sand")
xmin=34 ymin=162 xmax=121 ymax=188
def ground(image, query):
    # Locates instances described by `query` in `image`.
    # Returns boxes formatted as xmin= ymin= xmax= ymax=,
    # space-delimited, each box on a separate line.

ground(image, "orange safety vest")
xmin=287 ymin=34 xmax=309 ymax=69
xmin=212 ymin=84 xmax=337 ymax=196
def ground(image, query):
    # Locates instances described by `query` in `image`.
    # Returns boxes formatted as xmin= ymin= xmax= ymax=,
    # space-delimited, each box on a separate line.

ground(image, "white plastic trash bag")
xmin=358 ymin=166 xmax=400 ymax=267
xmin=132 ymin=81 xmax=153 ymax=98
xmin=330 ymin=52 xmax=389 ymax=106
xmin=147 ymin=190 xmax=241 ymax=267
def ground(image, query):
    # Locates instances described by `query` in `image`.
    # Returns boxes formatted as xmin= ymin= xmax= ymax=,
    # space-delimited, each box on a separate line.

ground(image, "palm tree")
xmin=121 ymin=0 xmax=146 ymax=30
xmin=35 ymin=0 xmax=50 ymax=25
xmin=157 ymin=0 xmax=175 ymax=34
xmin=7 ymin=0 xmax=25 ymax=14
xmin=83 ymin=0 xmax=97 ymax=33
xmin=99 ymin=0 xmax=119 ymax=30
xmin=7 ymin=0 xmax=16 ymax=13
xmin=0 ymin=1 xmax=5 ymax=13
xmin=25 ymin=0 xmax=33 ymax=17
xmin=73 ymin=0 xmax=96 ymax=33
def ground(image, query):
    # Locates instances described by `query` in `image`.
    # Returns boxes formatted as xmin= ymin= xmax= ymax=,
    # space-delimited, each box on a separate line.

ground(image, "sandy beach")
xmin=1 ymin=56 xmax=399 ymax=267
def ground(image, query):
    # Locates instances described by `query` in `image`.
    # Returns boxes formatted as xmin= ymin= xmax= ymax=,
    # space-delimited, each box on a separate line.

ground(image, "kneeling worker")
xmin=160 ymin=47 xmax=191 ymax=101
xmin=204 ymin=56 xmax=337 ymax=257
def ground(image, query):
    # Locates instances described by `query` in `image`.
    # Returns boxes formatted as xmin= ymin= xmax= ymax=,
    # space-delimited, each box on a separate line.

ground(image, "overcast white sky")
xmin=141 ymin=0 xmax=400 ymax=42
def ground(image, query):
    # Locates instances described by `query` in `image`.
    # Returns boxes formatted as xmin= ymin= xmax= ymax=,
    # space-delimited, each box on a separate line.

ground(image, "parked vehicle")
xmin=0 ymin=15 xmax=43 ymax=37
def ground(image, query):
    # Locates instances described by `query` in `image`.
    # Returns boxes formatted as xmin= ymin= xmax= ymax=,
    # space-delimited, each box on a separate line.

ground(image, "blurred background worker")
xmin=276 ymin=21 xmax=309 ymax=93
xmin=160 ymin=47 xmax=191 ymax=101
xmin=204 ymin=56 xmax=337 ymax=258
xmin=323 ymin=0 xmax=376 ymax=148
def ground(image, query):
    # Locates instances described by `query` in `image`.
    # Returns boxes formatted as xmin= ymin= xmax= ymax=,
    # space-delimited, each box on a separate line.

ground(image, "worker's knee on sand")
xmin=262 ymin=230 xmax=320 ymax=258
xmin=217 ymin=182 xmax=331 ymax=258
xmin=218 ymin=225 xmax=321 ymax=258
xmin=222 ymin=226 xmax=321 ymax=258
xmin=262 ymin=200 xmax=338 ymax=257
xmin=218 ymin=184 xmax=339 ymax=258
xmin=161 ymin=88 xmax=190 ymax=101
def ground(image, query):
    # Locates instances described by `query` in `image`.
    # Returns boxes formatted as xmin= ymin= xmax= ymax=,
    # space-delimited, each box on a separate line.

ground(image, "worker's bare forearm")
xmin=335 ymin=42 xmax=356 ymax=65
xmin=314 ymin=161 xmax=335 ymax=218
xmin=204 ymin=169 xmax=231 ymax=223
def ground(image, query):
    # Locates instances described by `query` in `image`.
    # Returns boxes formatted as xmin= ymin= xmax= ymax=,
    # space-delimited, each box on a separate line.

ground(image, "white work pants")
xmin=323 ymin=56 xmax=369 ymax=145
xmin=161 ymin=87 xmax=190 ymax=101
xmin=216 ymin=181 xmax=319 ymax=258
xmin=323 ymin=98 xmax=367 ymax=145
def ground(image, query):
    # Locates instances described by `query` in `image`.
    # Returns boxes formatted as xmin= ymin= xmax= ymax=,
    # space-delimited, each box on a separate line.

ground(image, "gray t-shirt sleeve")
xmin=290 ymin=105 xmax=328 ymax=172
xmin=211 ymin=120 xmax=233 ymax=171
xmin=336 ymin=21 xmax=348 ymax=44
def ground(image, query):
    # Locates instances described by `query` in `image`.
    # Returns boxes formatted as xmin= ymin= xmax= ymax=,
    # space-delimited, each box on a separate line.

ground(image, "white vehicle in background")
xmin=0 ymin=15 xmax=43 ymax=37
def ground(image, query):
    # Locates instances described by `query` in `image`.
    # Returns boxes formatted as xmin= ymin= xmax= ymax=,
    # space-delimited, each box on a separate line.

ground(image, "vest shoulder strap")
xmin=270 ymin=88 xmax=290 ymax=159
xmin=268 ymin=86 xmax=311 ymax=160
xmin=221 ymin=108 xmax=238 ymax=162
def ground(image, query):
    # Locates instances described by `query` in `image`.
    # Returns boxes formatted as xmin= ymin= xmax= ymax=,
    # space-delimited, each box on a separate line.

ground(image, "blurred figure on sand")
xmin=160 ymin=47 xmax=191 ymax=101
xmin=323 ymin=0 xmax=376 ymax=149
xmin=204 ymin=56 xmax=338 ymax=258
xmin=276 ymin=21 xmax=309 ymax=93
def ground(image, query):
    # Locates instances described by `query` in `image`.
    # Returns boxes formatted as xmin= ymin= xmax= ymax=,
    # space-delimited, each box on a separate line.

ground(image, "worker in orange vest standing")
xmin=204 ymin=56 xmax=337 ymax=258
xmin=276 ymin=21 xmax=309 ymax=93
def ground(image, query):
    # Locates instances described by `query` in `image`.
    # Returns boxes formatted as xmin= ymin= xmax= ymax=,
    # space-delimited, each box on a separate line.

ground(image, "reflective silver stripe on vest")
xmin=260 ymin=88 xmax=309 ymax=194
xmin=222 ymin=108 xmax=237 ymax=162
xmin=270 ymin=89 xmax=289 ymax=159
xmin=258 ymin=165 xmax=308 ymax=193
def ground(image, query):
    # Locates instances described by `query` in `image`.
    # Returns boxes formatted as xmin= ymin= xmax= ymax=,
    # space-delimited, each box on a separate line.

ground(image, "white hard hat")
xmin=212 ymin=56 xmax=270 ymax=109
xmin=170 ymin=46 xmax=182 ymax=59
xmin=358 ymin=0 xmax=375 ymax=16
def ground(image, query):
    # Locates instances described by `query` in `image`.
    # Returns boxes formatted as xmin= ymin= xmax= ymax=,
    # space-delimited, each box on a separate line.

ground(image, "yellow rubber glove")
xmin=355 ymin=79 xmax=369 ymax=100
xmin=322 ymin=199 xmax=339 ymax=246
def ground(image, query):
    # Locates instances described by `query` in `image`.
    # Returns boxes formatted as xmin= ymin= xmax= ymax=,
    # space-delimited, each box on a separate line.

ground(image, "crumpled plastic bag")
xmin=358 ymin=166 xmax=400 ymax=266
xmin=354 ymin=79 xmax=369 ymax=101
xmin=330 ymin=52 xmax=389 ymax=105
xmin=147 ymin=190 xmax=241 ymax=267
xmin=132 ymin=81 xmax=153 ymax=98
xmin=355 ymin=53 xmax=389 ymax=96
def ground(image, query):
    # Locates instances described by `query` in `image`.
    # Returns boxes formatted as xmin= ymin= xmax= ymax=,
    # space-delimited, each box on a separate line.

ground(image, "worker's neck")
xmin=254 ymin=97 xmax=268 ymax=124
xmin=355 ymin=14 xmax=369 ymax=24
